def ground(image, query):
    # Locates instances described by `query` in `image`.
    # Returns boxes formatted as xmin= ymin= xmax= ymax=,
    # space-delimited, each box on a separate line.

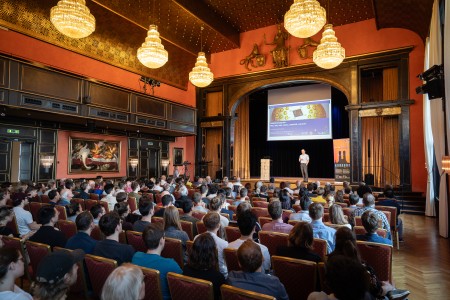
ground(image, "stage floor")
xmin=241 ymin=177 xmax=343 ymax=188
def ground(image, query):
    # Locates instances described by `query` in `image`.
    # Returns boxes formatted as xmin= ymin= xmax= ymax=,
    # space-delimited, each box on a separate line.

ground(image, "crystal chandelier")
xmin=137 ymin=25 xmax=168 ymax=69
xmin=189 ymin=27 xmax=214 ymax=87
xmin=313 ymin=24 xmax=345 ymax=69
xmin=284 ymin=0 xmax=326 ymax=38
xmin=50 ymin=0 xmax=95 ymax=39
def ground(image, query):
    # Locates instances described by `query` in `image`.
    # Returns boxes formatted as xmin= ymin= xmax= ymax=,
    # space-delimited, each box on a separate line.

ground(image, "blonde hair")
xmin=163 ymin=206 xmax=182 ymax=230
xmin=101 ymin=263 xmax=144 ymax=300
xmin=329 ymin=204 xmax=348 ymax=225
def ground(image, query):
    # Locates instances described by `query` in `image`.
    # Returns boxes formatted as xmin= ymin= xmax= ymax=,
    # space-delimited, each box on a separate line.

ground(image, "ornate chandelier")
xmin=284 ymin=0 xmax=326 ymax=38
xmin=50 ymin=0 xmax=95 ymax=39
xmin=137 ymin=25 xmax=168 ymax=69
xmin=313 ymin=24 xmax=345 ymax=69
xmin=189 ymin=27 xmax=214 ymax=88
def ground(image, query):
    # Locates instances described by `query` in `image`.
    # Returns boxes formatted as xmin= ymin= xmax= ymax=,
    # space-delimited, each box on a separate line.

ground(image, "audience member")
xmin=0 ymin=190 xmax=10 ymax=207
xmin=279 ymin=189 xmax=292 ymax=210
xmin=78 ymin=182 xmax=90 ymax=200
xmin=357 ymin=210 xmax=392 ymax=245
xmin=208 ymin=197 xmax=229 ymax=229
xmin=133 ymin=197 xmax=154 ymax=232
xmin=179 ymin=200 xmax=198 ymax=236
xmin=327 ymin=204 xmax=351 ymax=229
xmin=153 ymin=195 xmax=173 ymax=217
xmin=262 ymin=200 xmax=293 ymax=234
xmin=309 ymin=202 xmax=336 ymax=253
xmin=102 ymin=184 xmax=117 ymax=212
xmin=101 ymin=263 xmax=145 ymax=300
xmin=29 ymin=206 xmax=66 ymax=249
xmin=66 ymin=211 xmax=98 ymax=254
xmin=378 ymin=189 xmax=404 ymax=241
xmin=114 ymin=202 xmax=133 ymax=231
xmin=128 ymin=182 xmax=141 ymax=202
xmin=0 ymin=206 xmax=21 ymax=238
xmin=351 ymin=193 xmax=391 ymax=239
xmin=90 ymin=203 xmax=105 ymax=225
xmin=163 ymin=206 xmax=189 ymax=253
xmin=0 ymin=247 xmax=33 ymax=299
xmin=67 ymin=202 xmax=82 ymax=222
xmin=12 ymin=193 xmax=40 ymax=236
xmin=192 ymin=192 xmax=208 ymax=213
xmin=290 ymin=195 xmax=312 ymax=222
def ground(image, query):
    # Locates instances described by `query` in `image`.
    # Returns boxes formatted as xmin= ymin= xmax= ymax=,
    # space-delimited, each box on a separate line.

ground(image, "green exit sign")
xmin=7 ymin=129 xmax=20 ymax=134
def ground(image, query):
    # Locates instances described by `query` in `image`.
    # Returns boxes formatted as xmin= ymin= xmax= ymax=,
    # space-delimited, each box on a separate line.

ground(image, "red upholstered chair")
xmin=318 ymin=262 xmax=330 ymax=293
xmin=251 ymin=207 xmax=269 ymax=218
xmin=140 ymin=266 xmax=163 ymax=300
xmin=40 ymin=194 xmax=50 ymax=203
xmin=71 ymin=198 xmax=86 ymax=210
xmin=226 ymin=199 xmax=234 ymax=205
xmin=357 ymin=241 xmax=393 ymax=282
xmin=224 ymin=248 xmax=241 ymax=272
xmin=342 ymin=208 xmax=352 ymax=219
xmin=30 ymin=202 xmax=45 ymax=221
xmin=186 ymin=240 xmax=194 ymax=256
xmin=180 ymin=220 xmax=194 ymax=240
xmin=57 ymin=220 xmax=77 ymax=239
xmin=282 ymin=210 xmax=292 ymax=223
xmin=174 ymin=191 xmax=181 ymax=200
xmin=312 ymin=238 xmax=328 ymax=261
xmin=258 ymin=217 xmax=272 ymax=228
xmin=2 ymin=236 xmax=30 ymax=282
xmin=152 ymin=216 xmax=165 ymax=225
xmin=355 ymin=216 xmax=363 ymax=226
xmin=292 ymin=204 xmax=301 ymax=212
xmin=6 ymin=215 xmax=20 ymax=237
xmin=323 ymin=213 xmax=330 ymax=223
xmin=84 ymin=254 xmax=118 ymax=298
xmin=225 ymin=226 xmax=241 ymax=242
xmin=196 ymin=221 xmax=207 ymax=234
xmin=178 ymin=208 xmax=184 ymax=215
xmin=288 ymin=220 xmax=300 ymax=226
xmin=25 ymin=240 xmax=51 ymax=280
xmin=89 ymin=193 xmax=99 ymax=200
xmin=155 ymin=193 xmax=163 ymax=204
xmin=258 ymin=231 xmax=289 ymax=256
xmin=53 ymin=247 xmax=88 ymax=299
xmin=272 ymin=256 xmax=317 ymax=300
xmin=98 ymin=201 xmax=109 ymax=213
xmin=353 ymin=226 xmax=388 ymax=238
xmin=228 ymin=205 xmax=238 ymax=213
xmin=126 ymin=230 xmax=147 ymax=252
xmin=161 ymin=237 xmax=184 ymax=269
xmin=84 ymin=200 xmax=99 ymax=211
xmin=127 ymin=196 xmax=137 ymax=212
xmin=252 ymin=201 xmax=269 ymax=208
xmin=188 ymin=189 xmax=196 ymax=199
xmin=119 ymin=231 xmax=127 ymax=244
xmin=221 ymin=284 xmax=275 ymax=300
xmin=376 ymin=205 xmax=398 ymax=248
xmin=335 ymin=202 xmax=348 ymax=208
xmin=192 ymin=211 xmax=207 ymax=220
xmin=168 ymin=272 xmax=214 ymax=300
xmin=90 ymin=225 xmax=104 ymax=241
xmin=54 ymin=205 xmax=68 ymax=220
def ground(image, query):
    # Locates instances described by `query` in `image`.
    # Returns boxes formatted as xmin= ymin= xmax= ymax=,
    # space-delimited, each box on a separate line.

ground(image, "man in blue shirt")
xmin=66 ymin=211 xmax=98 ymax=254
xmin=309 ymin=202 xmax=336 ymax=253
xmin=132 ymin=223 xmax=182 ymax=300
xmin=356 ymin=210 xmax=393 ymax=246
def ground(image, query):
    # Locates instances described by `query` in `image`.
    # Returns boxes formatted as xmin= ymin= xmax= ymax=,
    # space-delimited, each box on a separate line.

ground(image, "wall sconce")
xmin=40 ymin=155 xmax=54 ymax=173
xmin=161 ymin=159 xmax=170 ymax=168
xmin=129 ymin=158 xmax=139 ymax=171
xmin=442 ymin=156 xmax=450 ymax=173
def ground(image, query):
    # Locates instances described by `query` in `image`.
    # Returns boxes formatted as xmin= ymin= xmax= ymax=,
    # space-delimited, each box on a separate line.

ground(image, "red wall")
xmin=168 ymin=136 xmax=196 ymax=177
xmin=211 ymin=19 xmax=426 ymax=192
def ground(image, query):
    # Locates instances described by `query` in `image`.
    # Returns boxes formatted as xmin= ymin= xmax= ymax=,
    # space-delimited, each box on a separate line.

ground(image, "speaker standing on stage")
xmin=299 ymin=149 xmax=309 ymax=182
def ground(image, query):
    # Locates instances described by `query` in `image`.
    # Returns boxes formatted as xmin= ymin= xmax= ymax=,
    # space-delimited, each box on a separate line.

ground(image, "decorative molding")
xmin=359 ymin=106 xmax=402 ymax=117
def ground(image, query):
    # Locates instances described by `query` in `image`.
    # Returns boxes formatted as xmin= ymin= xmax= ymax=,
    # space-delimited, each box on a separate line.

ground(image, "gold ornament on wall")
xmin=240 ymin=44 xmax=266 ymax=71
xmin=264 ymin=24 xmax=290 ymax=68
xmin=298 ymin=37 xmax=319 ymax=59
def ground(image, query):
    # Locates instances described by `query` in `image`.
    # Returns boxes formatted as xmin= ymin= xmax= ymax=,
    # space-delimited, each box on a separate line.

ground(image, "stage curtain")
xmin=383 ymin=68 xmax=398 ymax=101
xmin=362 ymin=116 xmax=400 ymax=187
xmin=234 ymin=96 xmax=250 ymax=179
xmin=361 ymin=73 xmax=383 ymax=102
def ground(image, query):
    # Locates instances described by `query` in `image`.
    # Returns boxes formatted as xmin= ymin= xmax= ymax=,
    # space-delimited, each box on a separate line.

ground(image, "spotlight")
xmin=416 ymin=64 xmax=444 ymax=100
xmin=140 ymin=76 xmax=161 ymax=95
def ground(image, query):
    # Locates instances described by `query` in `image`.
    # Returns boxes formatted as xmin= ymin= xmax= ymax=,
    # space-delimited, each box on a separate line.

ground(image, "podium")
xmin=260 ymin=159 xmax=271 ymax=180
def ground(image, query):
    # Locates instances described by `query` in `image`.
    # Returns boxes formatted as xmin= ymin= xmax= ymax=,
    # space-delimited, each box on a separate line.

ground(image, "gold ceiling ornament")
xmin=312 ymin=24 xmax=345 ymax=69
xmin=284 ymin=0 xmax=326 ymax=38
xmin=50 ymin=0 xmax=95 ymax=39
xmin=137 ymin=25 xmax=168 ymax=69
xmin=189 ymin=27 xmax=214 ymax=88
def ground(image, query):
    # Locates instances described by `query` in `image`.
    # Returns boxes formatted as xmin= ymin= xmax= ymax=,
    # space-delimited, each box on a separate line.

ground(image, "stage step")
xmin=396 ymin=192 xmax=425 ymax=215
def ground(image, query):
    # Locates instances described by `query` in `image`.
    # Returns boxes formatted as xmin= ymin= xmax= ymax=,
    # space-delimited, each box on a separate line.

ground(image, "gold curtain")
xmin=383 ymin=68 xmax=399 ymax=101
xmin=361 ymin=116 xmax=400 ymax=187
xmin=234 ymin=96 xmax=250 ymax=179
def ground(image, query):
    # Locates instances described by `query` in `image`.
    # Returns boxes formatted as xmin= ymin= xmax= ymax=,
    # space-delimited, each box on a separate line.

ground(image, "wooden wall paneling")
xmin=206 ymin=92 xmax=223 ymax=117
xmin=136 ymin=96 xmax=166 ymax=118
xmin=169 ymin=105 xmax=196 ymax=125
xmin=87 ymin=83 xmax=130 ymax=111
xmin=205 ymin=128 xmax=222 ymax=178
xmin=0 ymin=58 xmax=6 ymax=88
xmin=0 ymin=140 xmax=11 ymax=182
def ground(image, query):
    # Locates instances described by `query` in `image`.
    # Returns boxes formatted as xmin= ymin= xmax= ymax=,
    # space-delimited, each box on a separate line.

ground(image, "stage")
xmin=240 ymin=177 xmax=344 ymax=189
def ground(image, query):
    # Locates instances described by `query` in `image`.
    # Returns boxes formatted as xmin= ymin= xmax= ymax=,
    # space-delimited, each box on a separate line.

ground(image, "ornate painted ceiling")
xmin=0 ymin=0 xmax=434 ymax=90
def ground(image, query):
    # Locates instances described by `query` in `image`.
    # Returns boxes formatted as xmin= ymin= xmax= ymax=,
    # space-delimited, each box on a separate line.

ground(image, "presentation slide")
xmin=267 ymin=84 xmax=332 ymax=141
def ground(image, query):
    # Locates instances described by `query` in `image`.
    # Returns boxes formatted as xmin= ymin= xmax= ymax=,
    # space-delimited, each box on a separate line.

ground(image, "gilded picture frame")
xmin=69 ymin=138 xmax=121 ymax=173
xmin=173 ymin=148 xmax=184 ymax=166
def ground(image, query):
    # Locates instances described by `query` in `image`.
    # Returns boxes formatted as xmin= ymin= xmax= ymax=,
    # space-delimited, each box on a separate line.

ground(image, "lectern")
xmin=260 ymin=159 xmax=271 ymax=180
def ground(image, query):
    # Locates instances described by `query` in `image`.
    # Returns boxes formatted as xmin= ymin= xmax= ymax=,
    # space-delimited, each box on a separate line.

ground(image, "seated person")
xmin=0 ymin=248 xmax=33 ymax=299
xmin=66 ymin=211 xmax=98 ymax=254
xmin=90 ymin=203 xmax=105 ymax=225
xmin=132 ymin=223 xmax=182 ymax=300
xmin=228 ymin=240 xmax=288 ymax=300
xmin=309 ymin=203 xmax=336 ymax=254
xmin=179 ymin=200 xmax=198 ymax=236
xmin=153 ymin=195 xmax=173 ymax=217
xmin=163 ymin=206 xmax=189 ymax=255
xmin=133 ymin=197 xmax=154 ymax=232
xmin=94 ymin=212 xmax=135 ymax=265
xmin=276 ymin=221 xmax=322 ymax=262
xmin=174 ymin=186 xmax=191 ymax=208
xmin=233 ymin=188 xmax=249 ymax=206
xmin=351 ymin=193 xmax=391 ymax=239
xmin=356 ymin=210 xmax=392 ymax=246
xmin=67 ymin=202 xmax=83 ymax=222
xmin=102 ymin=184 xmax=117 ymax=212
xmin=12 ymin=193 xmax=40 ymax=236
xmin=114 ymin=202 xmax=133 ymax=231
xmin=261 ymin=200 xmax=293 ymax=234
xmin=279 ymin=189 xmax=292 ymax=210
xmin=183 ymin=233 xmax=226 ymax=300
xmin=378 ymin=189 xmax=404 ymax=241
xmin=290 ymin=195 xmax=312 ymax=222
xmin=78 ymin=182 xmax=90 ymax=200
xmin=101 ymin=263 xmax=145 ymax=300
xmin=192 ymin=192 xmax=208 ymax=213
xmin=208 ymin=197 xmax=229 ymax=229
xmin=228 ymin=210 xmax=271 ymax=273
xmin=29 ymin=206 xmax=67 ymax=249
xmin=0 ymin=206 xmax=22 ymax=238
xmin=327 ymin=204 xmax=351 ymax=229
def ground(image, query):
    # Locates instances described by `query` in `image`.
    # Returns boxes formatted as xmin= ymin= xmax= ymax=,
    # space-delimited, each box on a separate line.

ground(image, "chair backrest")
xmin=84 ymin=199 xmax=99 ymax=211
xmin=258 ymin=231 xmax=289 ymax=256
xmin=353 ymin=226 xmax=388 ymax=238
xmin=168 ymin=272 xmax=214 ymax=300
xmin=89 ymin=193 xmax=99 ymax=200
xmin=151 ymin=216 xmax=164 ymax=225
xmin=6 ymin=215 xmax=20 ymax=237
xmin=225 ymin=226 xmax=241 ymax=242
xmin=53 ymin=247 xmax=88 ymax=298
xmin=287 ymin=220 xmax=300 ymax=226
xmin=258 ymin=217 xmax=272 ymax=228
xmin=127 ymin=196 xmax=137 ymax=212
xmin=281 ymin=210 xmax=292 ymax=223
xmin=380 ymin=210 xmax=391 ymax=227
xmin=251 ymin=207 xmax=270 ymax=218
xmin=155 ymin=193 xmax=163 ymax=204
xmin=90 ymin=225 xmax=104 ymax=241
xmin=228 ymin=205 xmax=237 ymax=213
xmin=357 ymin=241 xmax=392 ymax=282
xmin=355 ymin=216 xmax=363 ymax=226
xmin=186 ymin=240 xmax=194 ymax=256
xmin=292 ymin=204 xmax=301 ymax=212
xmin=272 ymin=256 xmax=317 ymax=300
xmin=224 ymin=248 xmax=241 ymax=272
xmin=118 ymin=231 xmax=127 ymax=244
xmin=98 ymin=201 xmax=109 ymax=213
xmin=84 ymin=254 xmax=118 ymax=297
xmin=25 ymin=240 xmax=51 ymax=280
xmin=375 ymin=206 xmax=397 ymax=230
xmin=57 ymin=220 xmax=78 ymax=239
xmin=188 ymin=189 xmax=196 ymax=199
xmin=334 ymin=202 xmax=348 ymax=208
xmin=317 ymin=262 xmax=329 ymax=293
xmin=126 ymin=230 xmax=147 ymax=252
xmin=180 ymin=220 xmax=194 ymax=240
xmin=30 ymin=202 xmax=44 ymax=221
xmin=252 ymin=201 xmax=269 ymax=208
xmin=312 ymin=238 xmax=328 ymax=261
xmin=220 ymin=284 xmax=275 ymax=300
xmin=41 ymin=194 xmax=50 ymax=203
xmin=226 ymin=199 xmax=234 ymax=205
xmin=323 ymin=213 xmax=330 ymax=222
xmin=342 ymin=207 xmax=352 ymax=219
xmin=140 ymin=266 xmax=163 ymax=300
xmin=174 ymin=191 xmax=181 ymax=200
xmin=196 ymin=221 xmax=207 ymax=234
xmin=71 ymin=198 xmax=86 ymax=210
xmin=161 ymin=237 xmax=184 ymax=269
xmin=192 ymin=211 xmax=206 ymax=220
xmin=55 ymin=205 xmax=68 ymax=220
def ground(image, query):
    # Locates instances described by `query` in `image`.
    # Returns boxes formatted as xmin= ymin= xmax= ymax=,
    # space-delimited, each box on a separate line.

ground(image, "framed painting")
xmin=173 ymin=148 xmax=184 ymax=166
xmin=69 ymin=138 xmax=121 ymax=173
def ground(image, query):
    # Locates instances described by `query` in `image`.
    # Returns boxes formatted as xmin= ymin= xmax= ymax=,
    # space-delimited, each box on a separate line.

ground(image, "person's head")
xmin=384 ymin=189 xmax=395 ymax=199
xmin=75 ymin=211 xmax=94 ymax=232
xmin=67 ymin=202 xmax=82 ymax=218
xmin=131 ymin=181 xmax=139 ymax=191
xmin=99 ymin=212 xmax=121 ymax=237
xmin=163 ymin=206 xmax=181 ymax=230
xmin=299 ymin=195 xmax=311 ymax=211
xmin=12 ymin=193 xmax=27 ymax=207
xmin=203 ymin=212 xmax=221 ymax=231
xmin=114 ymin=202 xmax=130 ymax=219
xmin=279 ymin=189 xmax=290 ymax=203
xmin=161 ymin=195 xmax=173 ymax=207
xmin=208 ymin=186 xmax=218 ymax=195
xmin=48 ymin=190 xmax=60 ymax=202
xmin=333 ymin=227 xmax=360 ymax=262
xmin=0 ymin=247 xmax=24 ymax=282
xmin=268 ymin=200 xmax=283 ymax=220
xmin=33 ymin=249 xmax=84 ymax=300
xmin=361 ymin=210 xmax=380 ymax=234
xmin=362 ymin=192 xmax=375 ymax=207
xmin=0 ymin=206 xmax=13 ymax=225
xmin=116 ymin=192 xmax=127 ymax=203
xmin=306 ymin=182 xmax=314 ymax=192
xmin=182 ymin=200 xmax=193 ymax=214
xmin=64 ymin=181 xmax=74 ymax=190
xmin=103 ymin=184 xmax=114 ymax=195
xmin=200 ymin=185 xmax=208 ymax=195
xmin=237 ymin=210 xmax=257 ymax=236
xmin=239 ymin=188 xmax=248 ymax=198
xmin=192 ymin=192 xmax=202 ymax=205
xmin=188 ymin=233 xmax=218 ymax=270
xmin=237 ymin=240 xmax=263 ymax=273
xmin=329 ymin=204 xmax=348 ymax=225
xmin=90 ymin=203 xmax=105 ymax=220
xmin=349 ymin=193 xmax=359 ymax=205
xmin=38 ymin=206 xmax=58 ymax=225
xmin=143 ymin=223 xmax=165 ymax=250
xmin=357 ymin=184 xmax=372 ymax=198
xmin=309 ymin=202 xmax=324 ymax=220
xmin=301 ymin=149 xmax=305 ymax=154
xmin=288 ymin=221 xmax=313 ymax=249
xmin=101 ymin=263 xmax=145 ymax=300
xmin=335 ymin=190 xmax=344 ymax=203
xmin=208 ymin=197 xmax=222 ymax=212
xmin=325 ymin=255 xmax=369 ymax=300
xmin=0 ymin=190 xmax=10 ymax=205
xmin=236 ymin=201 xmax=252 ymax=217
xmin=179 ymin=186 xmax=188 ymax=197
xmin=138 ymin=197 xmax=155 ymax=217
